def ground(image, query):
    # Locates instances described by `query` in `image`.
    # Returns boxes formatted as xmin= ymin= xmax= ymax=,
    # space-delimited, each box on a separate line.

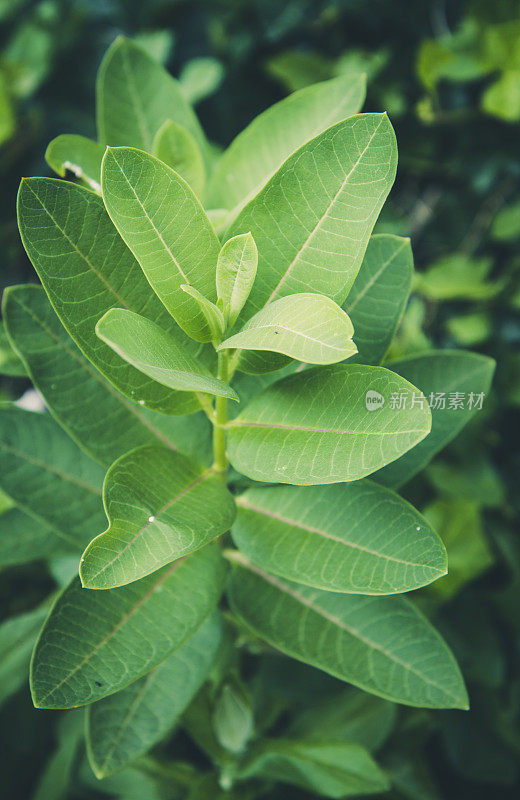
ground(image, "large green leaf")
xmin=101 ymin=147 xmax=221 ymax=341
xmin=227 ymin=364 xmax=431 ymax=485
xmin=232 ymin=481 xmax=446 ymax=594
xmin=239 ymin=739 xmax=389 ymax=798
xmin=374 ymin=351 xmax=496 ymax=488
xmin=2 ymin=285 xmax=210 ymax=466
xmin=45 ymin=134 xmax=105 ymax=193
xmin=86 ymin=612 xmax=223 ymax=777
xmin=152 ymin=120 xmax=205 ymax=197
xmin=344 ymin=234 xmax=413 ymax=365
xmin=31 ymin=544 xmax=227 ymax=709
xmin=0 ymin=508 xmax=71 ymax=567
xmin=0 ymin=605 xmax=48 ymax=707
xmin=226 ymin=114 xmax=397 ymax=329
xmin=220 ymin=294 xmax=357 ymax=364
xmin=207 ymin=73 xmax=366 ymax=215
xmin=96 ymin=309 xmax=237 ymax=400
xmin=80 ymin=446 xmax=236 ymax=589
xmin=96 ymin=37 xmax=206 ymax=158
xmin=0 ymin=407 xmax=106 ymax=548
xmin=17 ymin=177 xmax=200 ymax=415
xmin=227 ymin=555 xmax=468 ymax=709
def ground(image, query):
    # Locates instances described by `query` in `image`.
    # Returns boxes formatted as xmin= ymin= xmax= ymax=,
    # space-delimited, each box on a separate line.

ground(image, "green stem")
xmin=212 ymin=349 xmax=229 ymax=479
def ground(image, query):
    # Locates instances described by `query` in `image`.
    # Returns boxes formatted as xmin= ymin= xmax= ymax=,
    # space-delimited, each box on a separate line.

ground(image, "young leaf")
xmin=2 ymin=285 xmax=208 ymax=466
xmin=213 ymin=680 xmax=254 ymax=753
xmin=227 ymin=554 xmax=469 ymax=709
xmin=152 ymin=119 xmax=205 ymax=197
xmin=0 ymin=508 xmax=72 ymax=568
xmin=101 ymin=147 xmax=221 ymax=342
xmin=374 ymin=351 xmax=496 ymax=488
xmin=226 ymin=114 xmax=397 ymax=328
xmin=45 ymin=134 xmax=105 ymax=193
xmin=80 ymin=446 xmax=236 ymax=589
xmin=232 ymin=481 xmax=446 ymax=594
xmin=0 ymin=407 xmax=106 ymax=548
xmin=207 ymin=73 xmax=366 ymax=215
xmin=239 ymin=739 xmax=390 ymax=798
xmin=96 ymin=309 xmax=238 ymax=400
xmin=17 ymin=178 xmax=200 ymax=415
xmin=219 ymin=293 xmax=357 ymax=364
xmin=31 ymin=544 xmax=227 ymax=709
xmin=216 ymin=232 xmax=258 ymax=327
xmin=0 ymin=606 xmax=48 ymax=707
xmin=227 ymin=364 xmax=432 ymax=485
xmin=180 ymin=285 xmax=226 ymax=342
xmin=86 ymin=612 xmax=223 ymax=777
xmin=344 ymin=234 xmax=413 ymax=365
xmin=96 ymin=37 xmax=207 ymax=159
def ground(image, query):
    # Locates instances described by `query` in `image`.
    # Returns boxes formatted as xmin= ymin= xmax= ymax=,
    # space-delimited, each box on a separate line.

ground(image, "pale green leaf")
xmin=232 ymin=481 xmax=446 ymax=594
xmin=0 ymin=406 xmax=106 ymax=548
xmin=96 ymin=37 xmax=207 ymax=158
xmin=179 ymin=57 xmax=224 ymax=105
xmin=227 ymin=364 xmax=431 ymax=485
xmin=180 ymin=285 xmax=226 ymax=342
xmin=2 ymin=285 xmax=212 ymax=466
xmin=344 ymin=234 xmax=413 ymax=365
xmin=45 ymin=134 xmax=105 ymax=193
xmin=17 ymin=178 xmax=200 ymax=415
xmin=0 ymin=605 xmax=48 ymax=707
xmin=80 ymin=446 xmax=236 ymax=589
xmin=239 ymin=739 xmax=390 ymax=798
xmin=216 ymin=232 xmax=258 ymax=327
xmin=374 ymin=351 xmax=496 ymax=488
xmin=86 ymin=612 xmax=223 ymax=777
xmin=207 ymin=73 xmax=366 ymax=215
xmin=31 ymin=544 xmax=227 ymax=709
xmin=235 ymin=350 xmax=293 ymax=376
xmin=226 ymin=114 xmax=397 ymax=335
xmin=220 ymin=293 xmax=357 ymax=364
xmin=0 ymin=508 xmax=71 ymax=568
xmin=227 ymin=554 xmax=469 ymax=709
xmin=152 ymin=119 xmax=205 ymax=197
xmin=96 ymin=309 xmax=237 ymax=400
xmin=101 ymin=147 xmax=221 ymax=342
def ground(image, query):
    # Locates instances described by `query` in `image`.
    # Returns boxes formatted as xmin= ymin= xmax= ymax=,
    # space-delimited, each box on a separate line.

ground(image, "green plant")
xmin=0 ymin=37 xmax=497 ymax=799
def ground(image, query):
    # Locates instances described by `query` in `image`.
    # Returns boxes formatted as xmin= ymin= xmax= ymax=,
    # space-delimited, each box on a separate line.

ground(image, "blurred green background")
xmin=1 ymin=1 xmax=519 ymax=798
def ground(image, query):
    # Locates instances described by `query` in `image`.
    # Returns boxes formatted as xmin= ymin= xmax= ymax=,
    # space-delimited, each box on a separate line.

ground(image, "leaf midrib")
xmin=229 ymin=420 xmax=426 ymax=436
xmin=9 ymin=292 xmax=178 ymax=454
xmin=88 ymin=471 xmax=211 ymax=581
xmin=0 ymin=441 xmax=102 ymax=496
xmin=236 ymin=498 xmax=441 ymax=571
xmin=265 ymin=116 xmax=386 ymax=305
xmin=38 ymin=560 xmax=184 ymax=704
xmin=232 ymin=555 xmax=460 ymax=704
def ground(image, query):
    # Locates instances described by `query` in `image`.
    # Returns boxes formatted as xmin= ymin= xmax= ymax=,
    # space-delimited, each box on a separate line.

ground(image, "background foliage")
xmin=0 ymin=0 xmax=519 ymax=798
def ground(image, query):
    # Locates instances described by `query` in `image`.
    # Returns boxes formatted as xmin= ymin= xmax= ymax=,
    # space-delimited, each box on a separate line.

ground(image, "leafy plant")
xmin=1 ymin=37 xmax=497 ymax=798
